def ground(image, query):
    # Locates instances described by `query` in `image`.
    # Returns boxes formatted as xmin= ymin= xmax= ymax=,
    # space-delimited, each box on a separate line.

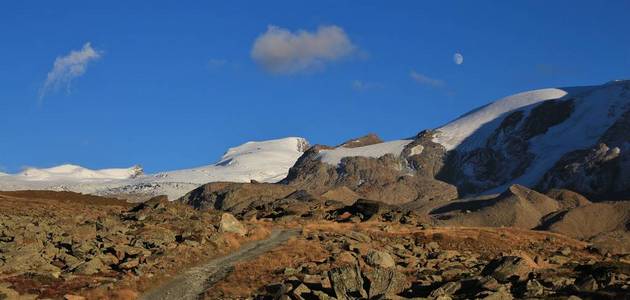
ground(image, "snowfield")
xmin=0 ymin=137 xmax=308 ymax=200
xmin=17 ymin=164 xmax=143 ymax=181
xmin=317 ymin=140 xmax=412 ymax=166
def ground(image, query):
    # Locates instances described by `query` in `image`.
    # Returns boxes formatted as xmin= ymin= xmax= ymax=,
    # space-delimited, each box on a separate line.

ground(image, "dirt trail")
xmin=139 ymin=229 xmax=299 ymax=300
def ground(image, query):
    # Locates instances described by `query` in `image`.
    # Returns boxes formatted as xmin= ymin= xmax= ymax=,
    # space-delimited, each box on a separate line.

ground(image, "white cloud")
xmin=410 ymin=70 xmax=445 ymax=88
xmin=39 ymin=42 xmax=102 ymax=100
xmin=251 ymin=25 xmax=356 ymax=74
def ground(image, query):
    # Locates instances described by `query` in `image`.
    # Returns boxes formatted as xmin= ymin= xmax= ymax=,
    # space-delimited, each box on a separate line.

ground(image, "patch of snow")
xmin=317 ymin=140 xmax=412 ymax=165
xmin=408 ymin=145 xmax=424 ymax=156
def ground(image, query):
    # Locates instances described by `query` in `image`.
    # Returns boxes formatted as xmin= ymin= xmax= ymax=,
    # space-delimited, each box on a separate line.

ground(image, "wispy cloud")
xmin=352 ymin=80 xmax=383 ymax=91
xmin=410 ymin=70 xmax=445 ymax=88
xmin=251 ymin=25 xmax=356 ymax=74
xmin=39 ymin=42 xmax=102 ymax=101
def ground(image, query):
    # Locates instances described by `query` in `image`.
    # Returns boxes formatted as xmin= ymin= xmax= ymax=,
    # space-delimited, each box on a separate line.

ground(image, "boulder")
xmin=218 ymin=213 xmax=247 ymax=236
xmin=483 ymin=256 xmax=536 ymax=282
xmin=365 ymin=250 xmax=396 ymax=269
xmin=364 ymin=267 xmax=410 ymax=298
xmin=328 ymin=264 xmax=367 ymax=300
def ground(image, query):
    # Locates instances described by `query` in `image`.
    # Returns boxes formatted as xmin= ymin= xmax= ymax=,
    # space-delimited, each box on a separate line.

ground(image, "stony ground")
xmin=0 ymin=191 xmax=270 ymax=299
xmin=207 ymin=223 xmax=630 ymax=300
xmin=1 ymin=191 xmax=629 ymax=299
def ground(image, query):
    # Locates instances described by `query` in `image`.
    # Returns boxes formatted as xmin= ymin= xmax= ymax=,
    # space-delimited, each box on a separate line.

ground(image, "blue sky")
xmin=1 ymin=1 xmax=629 ymax=173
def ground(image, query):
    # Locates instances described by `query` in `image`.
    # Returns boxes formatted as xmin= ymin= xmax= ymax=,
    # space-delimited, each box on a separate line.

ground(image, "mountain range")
xmin=2 ymin=79 xmax=629 ymax=202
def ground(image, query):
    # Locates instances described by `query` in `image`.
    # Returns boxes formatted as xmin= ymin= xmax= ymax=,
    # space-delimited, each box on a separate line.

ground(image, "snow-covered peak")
xmin=216 ymin=137 xmax=309 ymax=167
xmin=17 ymin=164 xmax=143 ymax=181
xmin=155 ymin=137 xmax=309 ymax=184
xmin=433 ymin=88 xmax=572 ymax=150
xmin=427 ymin=80 xmax=630 ymax=195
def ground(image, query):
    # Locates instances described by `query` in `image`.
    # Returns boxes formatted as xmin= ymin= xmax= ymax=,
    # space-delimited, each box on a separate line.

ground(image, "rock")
xmin=59 ymin=253 xmax=83 ymax=270
xmin=283 ymin=267 xmax=299 ymax=276
xmin=364 ymin=267 xmax=410 ymax=298
xmin=335 ymin=251 xmax=358 ymax=266
xmin=112 ymin=245 xmax=151 ymax=261
xmin=426 ymin=241 xmax=440 ymax=252
xmin=312 ymin=290 xmax=335 ymax=300
xmin=74 ymin=258 xmax=106 ymax=275
xmin=345 ymin=231 xmax=371 ymax=243
xmin=549 ymin=255 xmax=570 ymax=265
xmin=119 ymin=258 xmax=140 ymax=270
xmin=576 ymin=275 xmax=599 ymax=292
xmin=134 ymin=225 xmax=177 ymax=248
xmin=218 ymin=213 xmax=247 ymax=236
xmin=302 ymin=274 xmax=325 ymax=289
xmin=524 ymin=279 xmax=544 ymax=297
xmin=0 ymin=282 xmax=37 ymax=300
xmin=365 ymin=250 xmax=396 ymax=269
xmin=483 ymin=256 xmax=535 ymax=282
xmin=290 ymin=283 xmax=311 ymax=300
xmin=559 ymin=247 xmax=572 ymax=256
xmin=480 ymin=289 xmax=514 ymax=300
xmin=328 ymin=264 xmax=367 ymax=300
xmin=98 ymin=253 xmax=120 ymax=266
xmin=478 ymin=276 xmax=501 ymax=291
xmin=430 ymin=281 xmax=462 ymax=298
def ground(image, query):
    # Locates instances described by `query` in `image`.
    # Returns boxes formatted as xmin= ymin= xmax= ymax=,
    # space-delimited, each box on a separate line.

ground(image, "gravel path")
xmin=140 ymin=229 xmax=299 ymax=300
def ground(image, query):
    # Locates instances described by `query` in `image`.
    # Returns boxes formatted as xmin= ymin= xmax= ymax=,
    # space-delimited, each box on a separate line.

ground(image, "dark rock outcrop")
xmin=338 ymin=133 xmax=384 ymax=148
xmin=282 ymin=132 xmax=458 ymax=206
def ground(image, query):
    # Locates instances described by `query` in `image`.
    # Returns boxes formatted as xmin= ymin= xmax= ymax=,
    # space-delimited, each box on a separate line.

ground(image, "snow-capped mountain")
xmin=434 ymin=79 xmax=630 ymax=197
xmin=16 ymin=164 xmax=144 ymax=181
xmin=284 ymin=80 xmax=630 ymax=202
xmin=0 ymin=137 xmax=309 ymax=200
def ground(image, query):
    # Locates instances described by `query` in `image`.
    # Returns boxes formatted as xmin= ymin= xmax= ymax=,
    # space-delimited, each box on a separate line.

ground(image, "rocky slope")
xmin=208 ymin=223 xmax=630 ymax=300
xmin=0 ymin=191 xmax=267 ymax=299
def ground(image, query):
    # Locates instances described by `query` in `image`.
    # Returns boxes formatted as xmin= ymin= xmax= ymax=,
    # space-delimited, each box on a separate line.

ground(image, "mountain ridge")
xmin=2 ymin=80 xmax=630 ymax=202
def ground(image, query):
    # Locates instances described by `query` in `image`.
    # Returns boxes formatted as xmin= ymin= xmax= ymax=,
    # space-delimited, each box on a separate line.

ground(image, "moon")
xmin=453 ymin=52 xmax=464 ymax=65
